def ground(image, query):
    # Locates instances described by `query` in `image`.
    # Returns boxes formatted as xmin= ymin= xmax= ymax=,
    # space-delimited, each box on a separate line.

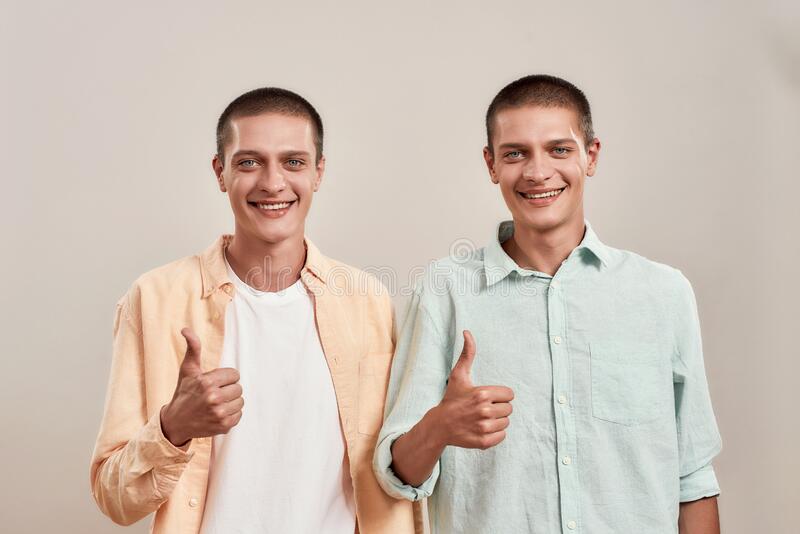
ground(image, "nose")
xmin=258 ymin=162 xmax=287 ymax=194
xmin=522 ymin=155 xmax=554 ymax=183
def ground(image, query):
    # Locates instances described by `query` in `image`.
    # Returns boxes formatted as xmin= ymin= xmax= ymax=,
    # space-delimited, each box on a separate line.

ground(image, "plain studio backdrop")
xmin=2 ymin=1 xmax=798 ymax=532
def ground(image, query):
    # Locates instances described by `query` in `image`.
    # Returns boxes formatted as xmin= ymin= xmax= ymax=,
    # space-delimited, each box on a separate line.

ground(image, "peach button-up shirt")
xmin=90 ymin=235 xmax=419 ymax=534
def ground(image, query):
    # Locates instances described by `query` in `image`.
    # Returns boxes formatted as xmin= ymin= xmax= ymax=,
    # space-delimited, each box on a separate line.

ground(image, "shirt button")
xmin=188 ymin=497 xmax=198 ymax=507
xmin=558 ymin=395 xmax=567 ymax=405
xmin=551 ymin=280 xmax=560 ymax=289
xmin=562 ymin=456 xmax=572 ymax=465
xmin=553 ymin=335 xmax=562 ymax=344
xmin=567 ymin=520 xmax=577 ymax=529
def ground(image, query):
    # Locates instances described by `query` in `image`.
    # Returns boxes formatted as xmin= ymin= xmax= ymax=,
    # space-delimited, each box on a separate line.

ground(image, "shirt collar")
xmin=483 ymin=220 xmax=610 ymax=287
xmin=199 ymin=235 xmax=330 ymax=298
xmin=578 ymin=221 xmax=610 ymax=268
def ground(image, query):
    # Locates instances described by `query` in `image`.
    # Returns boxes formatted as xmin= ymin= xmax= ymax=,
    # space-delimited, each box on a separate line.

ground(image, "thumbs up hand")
xmin=160 ymin=328 xmax=244 ymax=447
xmin=434 ymin=330 xmax=514 ymax=450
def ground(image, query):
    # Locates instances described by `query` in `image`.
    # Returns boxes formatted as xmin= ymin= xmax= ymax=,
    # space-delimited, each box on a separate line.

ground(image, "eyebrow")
xmin=231 ymin=149 xmax=312 ymax=159
xmin=231 ymin=150 xmax=263 ymax=160
xmin=497 ymin=143 xmax=529 ymax=151
xmin=498 ymin=138 xmax=579 ymax=151
xmin=545 ymin=138 xmax=579 ymax=146
xmin=281 ymin=150 xmax=311 ymax=158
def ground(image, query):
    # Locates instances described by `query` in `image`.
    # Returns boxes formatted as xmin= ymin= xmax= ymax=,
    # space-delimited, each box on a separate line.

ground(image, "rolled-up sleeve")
xmin=679 ymin=462 xmax=720 ymax=502
xmin=373 ymin=286 xmax=451 ymax=501
xmin=90 ymin=287 xmax=193 ymax=525
xmin=672 ymin=272 xmax=722 ymax=502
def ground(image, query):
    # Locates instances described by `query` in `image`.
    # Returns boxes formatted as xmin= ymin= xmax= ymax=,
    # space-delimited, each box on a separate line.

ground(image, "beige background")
xmin=2 ymin=0 xmax=798 ymax=532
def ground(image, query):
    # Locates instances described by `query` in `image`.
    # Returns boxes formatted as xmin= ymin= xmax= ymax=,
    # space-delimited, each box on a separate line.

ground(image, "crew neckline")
xmin=224 ymin=252 xmax=306 ymax=303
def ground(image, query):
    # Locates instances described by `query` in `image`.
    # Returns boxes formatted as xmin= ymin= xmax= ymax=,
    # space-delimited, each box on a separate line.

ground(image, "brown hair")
xmin=216 ymin=87 xmax=324 ymax=164
xmin=486 ymin=74 xmax=594 ymax=152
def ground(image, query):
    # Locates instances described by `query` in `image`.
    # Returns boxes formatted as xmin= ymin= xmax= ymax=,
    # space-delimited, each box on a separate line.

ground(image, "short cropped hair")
xmin=486 ymin=75 xmax=594 ymax=152
xmin=216 ymin=87 xmax=324 ymax=163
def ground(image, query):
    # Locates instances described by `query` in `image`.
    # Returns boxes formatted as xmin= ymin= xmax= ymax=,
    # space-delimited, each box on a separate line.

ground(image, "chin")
xmin=514 ymin=211 xmax=562 ymax=232
xmin=245 ymin=221 xmax=298 ymax=244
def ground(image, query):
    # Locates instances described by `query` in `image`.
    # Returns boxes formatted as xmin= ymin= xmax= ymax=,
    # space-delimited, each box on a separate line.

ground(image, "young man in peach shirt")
xmin=90 ymin=88 xmax=418 ymax=533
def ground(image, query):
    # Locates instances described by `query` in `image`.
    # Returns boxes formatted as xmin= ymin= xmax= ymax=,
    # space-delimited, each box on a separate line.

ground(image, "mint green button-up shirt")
xmin=374 ymin=221 xmax=721 ymax=534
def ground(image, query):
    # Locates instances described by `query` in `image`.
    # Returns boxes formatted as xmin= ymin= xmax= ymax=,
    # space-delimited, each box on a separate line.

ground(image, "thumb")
xmin=449 ymin=330 xmax=476 ymax=386
xmin=179 ymin=327 xmax=202 ymax=376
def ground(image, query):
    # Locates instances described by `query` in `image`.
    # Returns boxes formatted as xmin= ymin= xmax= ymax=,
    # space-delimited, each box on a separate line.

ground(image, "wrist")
xmin=160 ymin=404 xmax=188 ymax=447
xmin=420 ymin=405 xmax=449 ymax=451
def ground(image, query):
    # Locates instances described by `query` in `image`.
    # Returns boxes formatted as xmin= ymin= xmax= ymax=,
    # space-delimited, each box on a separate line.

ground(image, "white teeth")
xmin=522 ymin=188 xmax=564 ymax=199
xmin=256 ymin=201 xmax=292 ymax=210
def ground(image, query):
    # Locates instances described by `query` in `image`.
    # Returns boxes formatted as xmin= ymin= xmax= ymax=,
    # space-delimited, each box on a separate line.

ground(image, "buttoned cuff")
xmin=373 ymin=431 xmax=439 ymax=502
xmin=138 ymin=409 xmax=195 ymax=468
xmin=680 ymin=462 xmax=720 ymax=502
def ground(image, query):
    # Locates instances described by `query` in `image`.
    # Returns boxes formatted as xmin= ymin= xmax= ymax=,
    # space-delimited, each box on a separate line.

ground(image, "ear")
xmin=483 ymin=146 xmax=499 ymax=184
xmin=313 ymin=155 xmax=326 ymax=192
xmin=212 ymin=154 xmax=227 ymax=192
xmin=585 ymin=138 xmax=601 ymax=177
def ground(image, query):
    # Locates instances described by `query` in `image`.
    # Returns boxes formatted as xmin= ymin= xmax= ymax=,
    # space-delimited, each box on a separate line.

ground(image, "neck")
xmin=502 ymin=216 xmax=585 ymax=276
xmin=225 ymin=229 xmax=306 ymax=292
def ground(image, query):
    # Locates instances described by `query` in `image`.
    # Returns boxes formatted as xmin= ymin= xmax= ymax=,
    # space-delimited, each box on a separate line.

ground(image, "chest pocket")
xmin=357 ymin=352 xmax=394 ymax=436
xmin=590 ymin=342 xmax=672 ymax=426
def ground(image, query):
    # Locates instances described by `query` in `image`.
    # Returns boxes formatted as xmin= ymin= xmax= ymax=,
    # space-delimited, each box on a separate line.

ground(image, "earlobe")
xmin=212 ymin=154 xmax=227 ymax=192
xmin=314 ymin=156 xmax=325 ymax=192
xmin=586 ymin=139 xmax=601 ymax=177
xmin=483 ymin=146 xmax=499 ymax=184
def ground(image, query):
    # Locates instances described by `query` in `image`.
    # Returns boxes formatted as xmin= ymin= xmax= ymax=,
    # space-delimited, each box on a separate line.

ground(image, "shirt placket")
xmin=547 ymin=271 xmax=581 ymax=533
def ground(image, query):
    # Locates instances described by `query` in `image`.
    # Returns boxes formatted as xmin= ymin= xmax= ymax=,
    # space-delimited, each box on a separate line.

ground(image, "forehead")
xmin=493 ymin=105 xmax=582 ymax=144
xmin=226 ymin=112 xmax=315 ymax=152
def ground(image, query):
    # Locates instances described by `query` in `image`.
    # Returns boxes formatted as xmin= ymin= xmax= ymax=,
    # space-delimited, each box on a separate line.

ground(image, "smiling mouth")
xmin=519 ymin=187 xmax=566 ymax=200
xmin=248 ymin=200 xmax=296 ymax=211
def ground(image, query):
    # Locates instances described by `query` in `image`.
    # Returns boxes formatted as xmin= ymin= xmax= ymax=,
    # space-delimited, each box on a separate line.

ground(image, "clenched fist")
xmin=389 ymin=330 xmax=515 ymax=487
xmin=160 ymin=328 xmax=243 ymax=447
xmin=433 ymin=330 xmax=514 ymax=449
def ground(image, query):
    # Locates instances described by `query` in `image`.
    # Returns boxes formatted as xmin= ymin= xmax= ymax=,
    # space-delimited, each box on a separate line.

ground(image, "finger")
xmin=451 ymin=330 xmax=477 ymax=380
xmin=477 ymin=429 xmax=507 ymax=450
xmin=217 ymin=382 xmax=243 ymax=402
xmin=203 ymin=367 xmax=240 ymax=387
xmin=478 ymin=417 xmax=510 ymax=434
xmin=487 ymin=402 xmax=513 ymax=418
xmin=479 ymin=385 xmax=515 ymax=403
xmin=180 ymin=328 xmax=202 ymax=375
xmin=221 ymin=410 xmax=243 ymax=431
xmin=218 ymin=396 xmax=244 ymax=416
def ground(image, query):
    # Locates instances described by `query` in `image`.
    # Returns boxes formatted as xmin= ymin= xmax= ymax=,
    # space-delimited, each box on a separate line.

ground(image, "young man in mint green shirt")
xmin=374 ymin=75 xmax=721 ymax=534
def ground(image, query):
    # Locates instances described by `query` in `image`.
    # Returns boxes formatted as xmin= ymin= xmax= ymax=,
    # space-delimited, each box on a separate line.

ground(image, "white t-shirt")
xmin=199 ymin=257 xmax=355 ymax=534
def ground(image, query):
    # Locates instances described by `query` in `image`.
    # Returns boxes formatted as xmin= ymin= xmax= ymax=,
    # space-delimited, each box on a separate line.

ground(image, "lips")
xmin=519 ymin=187 xmax=565 ymax=199
xmin=249 ymin=200 xmax=296 ymax=210
xmin=516 ymin=186 xmax=566 ymax=207
xmin=247 ymin=199 xmax=297 ymax=218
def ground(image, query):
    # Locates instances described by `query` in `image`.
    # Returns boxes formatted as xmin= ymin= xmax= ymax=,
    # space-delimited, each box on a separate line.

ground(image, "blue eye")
xmin=239 ymin=159 xmax=257 ymax=167
xmin=505 ymin=151 xmax=523 ymax=159
xmin=287 ymin=159 xmax=303 ymax=167
xmin=552 ymin=147 xmax=570 ymax=156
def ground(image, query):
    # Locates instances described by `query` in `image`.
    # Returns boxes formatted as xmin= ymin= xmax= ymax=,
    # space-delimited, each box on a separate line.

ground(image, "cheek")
xmin=496 ymin=164 xmax=519 ymax=188
xmin=229 ymin=174 xmax=257 ymax=197
xmin=560 ymin=161 xmax=585 ymax=187
xmin=498 ymin=179 xmax=518 ymax=200
xmin=288 ymin=175 xmax=316 ymax=200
